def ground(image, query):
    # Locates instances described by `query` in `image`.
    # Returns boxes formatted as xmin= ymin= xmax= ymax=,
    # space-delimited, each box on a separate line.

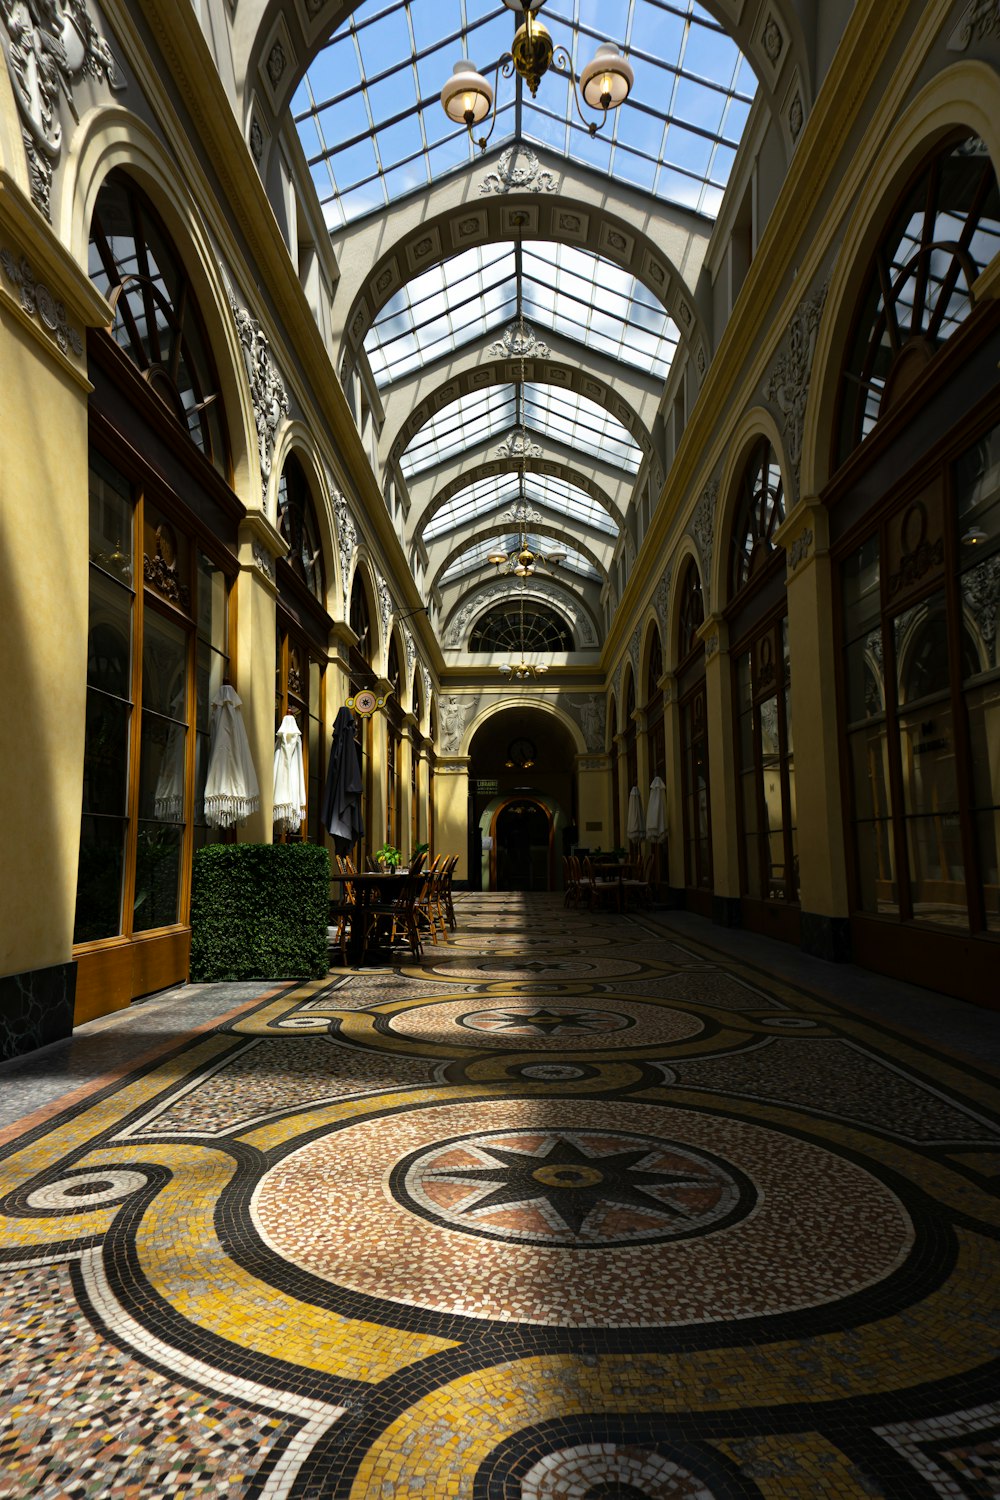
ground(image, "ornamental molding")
xmin=496 ymin=430 xmax=542 ymax=460
xmin=225 ymin=278 xmax=289 ymax=489
xmin=375 ymin=568 xmax=394 ymax=643
xmin=688 ymin=480 xmax=719 ymax=610
xmin=963 ymin=556 xmax=1000 ymax=653
xmin=569 ymin=695 xmax=606 ymax=753
xmin=629 ymin=625 xmax=641 ymax=691
xmin=654 ymin=564 xmax=672 ymax=634
xmin=0 ymin=247 xmax=82 ymax=354
xmin=480 ymin=145 xmax=559 ymax=196
xmin=948 ymin=1 xmax=1000 ymax=49
xmin=500 ymin=499 xmax=542 ymax=527
xmin=143 ymin=522 xmax=190 ymax=610
xmin=421 ymin=664 xmax=433 ymax=708
xmin=404 ymin=627 xmax=417 ymax=678
xmin=487 ymin=320 xmax=550 ymax=360
xmin=704 ymin=633 xmax=720 ymax=660
xmin=766 ymin=278 xmax=829 ymax=493
xmin=0 ymin=0 xmax=125 ymax=218
xmin=331 ymin=485 xmax=358 ymax=598
xmin=578 ymin=756 xmax=608 ymax=773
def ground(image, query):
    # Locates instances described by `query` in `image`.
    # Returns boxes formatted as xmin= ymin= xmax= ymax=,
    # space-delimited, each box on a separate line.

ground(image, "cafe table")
xmin=331 ymin=868 xmax=410 ymax=965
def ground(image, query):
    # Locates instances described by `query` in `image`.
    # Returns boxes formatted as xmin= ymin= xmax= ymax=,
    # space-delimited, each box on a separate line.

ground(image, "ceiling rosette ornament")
xmin=225 ymin=280 xmax=288 ymax=490
xmin=480 ymin=144 xmax=559 ymax=196
xmin=496 ymin=430 xmax=542 ymax=461
xmin=1 ymin=0 xmax=126 ymax=218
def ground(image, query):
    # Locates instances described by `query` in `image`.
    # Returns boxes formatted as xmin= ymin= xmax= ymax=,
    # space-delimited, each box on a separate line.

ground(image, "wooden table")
xmin=331 ymin=870 xmax=409 ymax=964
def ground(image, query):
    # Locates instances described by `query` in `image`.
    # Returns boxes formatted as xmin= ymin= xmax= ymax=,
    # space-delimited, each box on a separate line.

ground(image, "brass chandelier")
xmin=441 ymin=0 xmax=633 ymax=153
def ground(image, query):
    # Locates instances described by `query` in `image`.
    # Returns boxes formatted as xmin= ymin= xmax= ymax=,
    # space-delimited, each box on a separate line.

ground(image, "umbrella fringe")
xmin=204 ymin=793 xmax=260 ymax=828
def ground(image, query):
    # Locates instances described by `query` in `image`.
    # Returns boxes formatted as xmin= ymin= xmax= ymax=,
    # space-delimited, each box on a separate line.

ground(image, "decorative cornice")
xmin=0 ymin=0 xmax=126 ymax=218
xmin=1 ymin=247 xmax=81 ymax=355
xmin=480 ymin=145 xmax=559 ymax=196
xmin=224 ymin=275 xmax=289 ymax=489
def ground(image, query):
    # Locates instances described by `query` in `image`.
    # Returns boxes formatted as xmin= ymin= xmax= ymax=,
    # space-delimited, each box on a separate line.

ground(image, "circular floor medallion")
xmin=26 ymin=1169 xmax=149 ymax=1211
xmin=458 ymin=1006 xmax=632 ymax=1038
xmin=386 ymin=998 xmax=703 ymax=1052
xmin=252 ymin=1097 xmax=914 ymax=1327
xmin=520 ymin=1445 xmax=717 ymax=1499
xmin=391 ymin=1127 xmax=750 ymax=1247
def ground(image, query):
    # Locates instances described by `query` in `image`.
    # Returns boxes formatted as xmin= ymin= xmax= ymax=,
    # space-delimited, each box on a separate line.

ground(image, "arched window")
xmin=677 ymin=558 xmax=705 ymax=663
xmin=89 ymin=171 xmax=229 ymax=475
xmin=838 ymin=134 xmax=1000 ymax=463
xmin=277 ymin=454 xmax=325 ymax=601
xmin=730 ymin=438 xmax=785 ymax=598
xmin=470 ymin=601 xmax=574 ymax=653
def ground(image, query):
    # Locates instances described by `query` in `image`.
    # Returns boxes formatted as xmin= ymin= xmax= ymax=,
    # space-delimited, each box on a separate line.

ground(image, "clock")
xmin=349 ymin=689 xmax=378 ymax=716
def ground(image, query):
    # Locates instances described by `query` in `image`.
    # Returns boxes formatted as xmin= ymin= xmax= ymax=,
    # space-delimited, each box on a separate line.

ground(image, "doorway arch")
xmin=480 ymin=794 xmax=563 ymax=891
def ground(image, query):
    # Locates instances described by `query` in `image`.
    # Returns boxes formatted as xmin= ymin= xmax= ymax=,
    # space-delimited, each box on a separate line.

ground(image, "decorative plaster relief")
xmin=440 ymin=695 xmax=477 ymax=754
xmin=331 ymin=488 xmax=358 ymax=603
xmin=376 ymin=569 xmax=394 ymax=643
xmin=251 ymin=538 xmax=276 ymax=581
xmin=249 ymin=117 xmax=264 ymax=164
xmin=704 ymin=634 xmax=720 ymax=660
xmin=1 ymin=248 xmax=82 ymax=355
xmin=948 ymin=1 xmax=1000 ymax=49
xmin=225 ymin=280 xmax=289 ymax=489
xmin=689 ymin=480 xmax=719 ymax=610
xmin=654 ymin=565 xmax=672 ymax=634
xmin=480 ymin=145 xmax=558 ymax=195
xmin=421 ymin=664 xmax=432 ymax=710
xmin=762 ymin=14 xmax=784 ymax=64
xmin=787 ymin=527 xmax=814 ymax=572
xmin=569 ymin=696 xmax=606 ymax=753
xmin=496 ymin=430 xmax=542 ymax=460
xmin=766 ymin=279 xmax=829 ymax=491
xmin=487 ymin=321 xmax=550 ymax=360
xmin=788 ymin=92 xmax=804 ymax=142
xmin=0 ymin=0 xmax=126 ymax=218
xmin=629 ymin=626 xmax=641 ymax=691
xmin=404 ymin=628 xmax=416 ymax=677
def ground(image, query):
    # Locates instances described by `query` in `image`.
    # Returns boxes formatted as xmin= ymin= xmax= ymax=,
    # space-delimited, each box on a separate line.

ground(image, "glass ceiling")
xmin=293 ymin=0 xmax=757 ymax=231
xmin=366 ymin=241 xmax=678 ymax=386
xmin=401 ymin=380 xmax=640 ymax=480
xmin=439 ymin=532 xmax=600 ymax=584
xmin=424 ymin=470 xmax=619 ymax=541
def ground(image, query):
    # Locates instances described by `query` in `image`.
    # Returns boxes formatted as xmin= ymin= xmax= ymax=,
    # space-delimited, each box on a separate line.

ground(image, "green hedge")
xmin=190 ymin=843 xmax=330 ymax=982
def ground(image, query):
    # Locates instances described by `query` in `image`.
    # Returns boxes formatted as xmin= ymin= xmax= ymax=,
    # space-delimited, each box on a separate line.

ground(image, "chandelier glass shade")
xmin=441 ymin=1 xmax=633 ymax=151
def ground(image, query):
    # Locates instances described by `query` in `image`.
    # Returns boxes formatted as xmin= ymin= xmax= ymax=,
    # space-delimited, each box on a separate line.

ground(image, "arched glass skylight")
xmin=439 ymin=533 xmax=600 ymax=584
xmin=365 ymin=241 xmax=677 ymax=387
xmin=400 ymin=383 xmax=517 ymax=478
xmin=293 ymin=0 xmax=757 ymax=230
xmin=424 ymin=470 xmax=619 ymax=541
xmin=523 ymin=384 xmax=642 ymax=471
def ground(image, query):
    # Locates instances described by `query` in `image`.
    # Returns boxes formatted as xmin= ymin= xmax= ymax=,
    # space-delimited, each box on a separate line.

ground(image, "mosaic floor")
xmin=2 ymin=894 xmax=1000 ymax=1498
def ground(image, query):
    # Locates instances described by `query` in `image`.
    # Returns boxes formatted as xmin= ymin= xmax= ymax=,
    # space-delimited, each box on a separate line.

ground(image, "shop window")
xmin=677 ymin=560 xmax=712 ymax=893
xmin=74 ymin=454 xmax=232 ymax=946
xmin=89 ymin=172 xmax=229 ymax=475
xmin=840 ymin=419 xmax=1000 ymax=932
xmin=678 ymin=557 xmax=705 ymax=663
xmin=838 ymin=135 xmax=1000 ymax=464
xmin=730 ymin=437 xmax=785 ymax=597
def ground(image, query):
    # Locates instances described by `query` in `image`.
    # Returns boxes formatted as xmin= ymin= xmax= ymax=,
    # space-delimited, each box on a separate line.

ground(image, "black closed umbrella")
xmin=322 ymin=706 xmax=365 ymax=854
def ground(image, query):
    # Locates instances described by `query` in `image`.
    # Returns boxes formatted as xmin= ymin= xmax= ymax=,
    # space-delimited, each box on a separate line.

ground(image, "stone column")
xmin=774 ymin=497 xmax=851 ymax=960
xmin=434 ymin=758 xmax=470 ymax=881
xmin=236 ymin=516 xmax=283 ymax=843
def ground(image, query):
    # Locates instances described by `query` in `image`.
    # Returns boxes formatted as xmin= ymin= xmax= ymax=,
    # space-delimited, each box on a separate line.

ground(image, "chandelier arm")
xmin=551 ymin=44 xmax=607 ymax=137
xmin=471 ymin=54 xmax=515 ymax=152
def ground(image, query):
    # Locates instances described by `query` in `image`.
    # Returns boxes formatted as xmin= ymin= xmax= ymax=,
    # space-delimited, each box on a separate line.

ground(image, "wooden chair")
xmin=582 ymin=856 xmax=619 ymax=912
xmin=441 ymin=853 xmax=459 ymax=929
xmin=416 ymin=861 xmax=448 ymax=944
xmin=328 ymin=854 xmax=355 ymax=964
xmin=563 ymin=854 xmax=581 ymax=908
xmin=366 ymin=873 xmax=423 ymax=961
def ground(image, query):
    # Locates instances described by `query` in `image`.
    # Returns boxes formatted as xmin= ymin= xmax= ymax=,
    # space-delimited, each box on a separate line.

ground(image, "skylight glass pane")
xmin=440 ymin=533 xmax=599 ymax=584
xmin=294 ymin=0 xmax=758 ymax=230
xmin=523 ymin=383 xmax=642 ymax=472
xmin=400 ymin=385 xmax=517 ymax=478
xmin=424 ymin=470 xmax=619 ymax=542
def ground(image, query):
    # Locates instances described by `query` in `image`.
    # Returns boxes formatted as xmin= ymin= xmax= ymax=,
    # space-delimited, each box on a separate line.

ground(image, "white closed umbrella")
xmin=204 ymin=685 xmax=260 ymax=828
xmin=272 ymin=714 xmax=306 ymax=832
xmin=646 ymin=776 xmax=667 ymax=842
xmin=627 ymin=785 xmax=645 ymax=843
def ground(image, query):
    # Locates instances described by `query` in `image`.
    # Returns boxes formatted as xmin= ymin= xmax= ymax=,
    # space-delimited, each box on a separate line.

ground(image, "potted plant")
xmin=374 ymin=842 xmax=401 ymax=869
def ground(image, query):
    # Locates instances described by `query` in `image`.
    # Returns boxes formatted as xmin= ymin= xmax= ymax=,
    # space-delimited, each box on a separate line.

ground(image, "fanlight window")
xmin=730 ymin=439 xmax=785 ymax=598
xmin=277 ymin=454 xmax=325 ymax=601
xmin=470 ymin=602 xmax=574 ymax=653
xmin=678 ymin=558 xmax=705 ymax=661
xmin=838 ymin=134 xmax=1000 ymax=462
xmin=88 ymin=171 xmax=229 ymax=474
